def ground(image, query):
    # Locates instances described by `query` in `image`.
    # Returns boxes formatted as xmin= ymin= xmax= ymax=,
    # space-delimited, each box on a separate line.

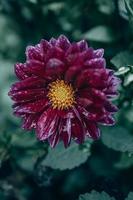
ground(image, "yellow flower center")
xmin=48 ymin=80 xmax=75 ymax=110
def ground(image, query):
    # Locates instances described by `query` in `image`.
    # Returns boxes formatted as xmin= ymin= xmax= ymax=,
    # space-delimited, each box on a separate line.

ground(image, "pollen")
xmin=48 ymin=80 xmax=75 ymax=110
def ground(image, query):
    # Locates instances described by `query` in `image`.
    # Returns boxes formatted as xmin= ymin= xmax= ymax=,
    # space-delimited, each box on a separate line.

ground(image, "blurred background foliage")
xmin=0 ymin=0 xmax=133 ymax=199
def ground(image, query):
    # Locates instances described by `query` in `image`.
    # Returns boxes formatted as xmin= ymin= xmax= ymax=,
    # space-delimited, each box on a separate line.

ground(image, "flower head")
xmin=8 ymin=35 xmax=120 ymax=147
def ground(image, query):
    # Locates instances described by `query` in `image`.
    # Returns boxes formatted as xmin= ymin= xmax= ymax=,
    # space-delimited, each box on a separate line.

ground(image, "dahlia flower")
xmin=8 ymin=35 xmax=120 ymax=147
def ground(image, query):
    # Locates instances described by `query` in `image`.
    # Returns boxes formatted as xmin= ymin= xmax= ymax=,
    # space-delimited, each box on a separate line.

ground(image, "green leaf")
xmin=96 ymin=0 xmax=115 ymax=15
xmin=124 ymin=106 xmax=133 ymax=123
xmin=118 ymin=0 xmax=128 ymax=19
xmin=14 ymin=148 xmax=45 ymax=172
xmin=83 ymin=26 xmax=118 ymax=43
xmin=0 ymin=145 xmax=9 ymax=167
xmin=115 ymin=153 xmax=133 ymax=169
xmin=111 ymin=51 xmax=133 ymax=68
xmin=0 ymin=14 xmax=21 ymax=59
xmin=0 ymin=59 xmax=13 ymax=86
xmin=126 ymin=192 xmax=133 ymax=200
xmin=0 ymin=59 xmax=18 ymax=122
xmin=46 ymin=2 xmax=65 ymax=12
xmin=125 ymin=0 xmax=133 ymax=16
xmin=124 ymin=73 xmax=133 ymax=86
xmin=41 ymin=141 xmax=92 ymax=170
xmin=11 ymin=131 xmax=37 ymax=148
xmin=11 ymin=132 xmax=47 ymax=172
xmin=125 ymin=0 xmax=133 ymax=33
xmin=101 ymin=126 xmax=133 ymax=153
xmin=115 ymin=66 xmax=130 ymax=76
xmin=78 ymin=190 xmax=116 ymax=200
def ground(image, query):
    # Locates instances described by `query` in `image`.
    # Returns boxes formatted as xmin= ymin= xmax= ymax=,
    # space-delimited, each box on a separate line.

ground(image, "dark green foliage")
xmin=0 ymin=0 xmax=133 ymax=200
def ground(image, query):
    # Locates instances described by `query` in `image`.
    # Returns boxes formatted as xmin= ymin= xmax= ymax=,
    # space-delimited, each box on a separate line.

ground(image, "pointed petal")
xmin=84 ymin=58 xmax=106 ymax=69
xmin=77 ymin=97 xmax=93 ymax=108
xmin=48 ymin=131 xmax=60 ymax=148
xmin=61 ymin=114 xmax=72 ymax=147
xmin=77 ymin=105 xmax=110 ymax=125
xmin=83 ymin=48 xmax=94 ymax=60
xmin=26 ymin=46 xmax=43 ymax=61
xmin=15 ymin=63 xmax=29 ymax=80
xmin=66 ymin=43 xmax=80 ymax=56
xmin=104 ymin=101 xmax=118 ymax=112
xmin=72 ymin=107 xmax=85 ymax=143
xmin=40 ymin=39 xmax=51 ymax=54
xmin=77 ymin=40 xmax=88 ymax=51
xmin=9 ymin=77 xmax=45 ymax=92
xmin=14 ymin=99 xmax=49 ymax=114
xmin=25 ymin=59 xmax=45 ymax=77
xmin=75 ymin=69 xmax=108 ymax=89
xmin=22 ymin=114 xmax=40 ymax=130
xmin=65 ymin=65 xmax=81 ymax=82
xmin=56 ymin=35 xmax=70 ymax=50
xmin=85 ymin=121 xmax=100 ymax=139
xmin=36 ymin=108 xmax=59 ymax=140
xmin=9 ymin=88 xmax=47 ymax=102
xmin=99 ymin=115 xmax=115 ymax=125
xmin=49 ymin=37 xmax=57 ymax=46
xmin=59 ymin=112 xmax=75 ymax=147
xmin=45 ymin=58 xmax=65 ymax=78
xmin=71 ymin=118 xmax=85 ymax=144
xmin=93 ymin=49 xmax=104 ymax=58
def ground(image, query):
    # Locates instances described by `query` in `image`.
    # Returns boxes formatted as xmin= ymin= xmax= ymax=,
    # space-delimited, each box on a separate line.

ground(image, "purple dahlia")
xmin=8 ymin=35 xmax=120 ymax=147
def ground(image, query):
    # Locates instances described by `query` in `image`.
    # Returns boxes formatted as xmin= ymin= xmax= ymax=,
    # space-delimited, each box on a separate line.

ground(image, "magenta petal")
xmin=99 ymin=115 xmax=115 ymax=125
xmin=45 ymin=58 xmax=65 ymax=77
xmin=9 ymin=77 xmax=45 ymax=92
xmin=65 ymin=65 xmax=81 ymax=82
xmin=44 ymin=46 xmax=64 ymax=62
xmin=60 ymin=113 xmax=73 ymax=147
xmin=76 ymin=69 xmax=108 ymax=89
xmin=15 ymin=63 xmax=29 ymax=80
xmin=22 ymin=114 xmax=40 ymax=130
xmin=104 ymin=76 xmax=121 ymax=97
xmin=77 ymin=40 xmax=88 ymax=51
xmin=93 ymin=49 xmax=104 ymax=58
xmin=104 ymin=101 xmax=118 ymax=112
xmin=9 ymin=88 xmax=47 ymax=102
xmin=91 ymin=88 xmax=106 ymax=100
xmin=83 ymin=48 xmax=94 ymax=61
xmin=56 ymin=35 xmax=70 ymax=50
xmin=66 ymin=43 xmax=80 ymax=56
xmin=48 ymin=131 xmax=60 ymax=148
xmin=77 ymin=106 xmax=99 ymax=121
xmin=36 ymin=108 xmax=59 ymax=140
xmin=49 ymin=37 xmax=57 ymax=46
xmin=64 ymin=115 xmax=72 ymax=145
xmin=48 ymin=118 xmax=63 ymax=148
xmin=75 ymin=70 xmax=88 ymax=88
xmin=26 ymin=46 xmax=43 ymax=61
xmin=40 ymin=39 xmax=52 ymax=54
xmin=73 ymin=107 xmax=99 ymax=140
xmin=51 ymin=119 xmax=61 ymax=147
xmin=77 ymin=97 xmax=93 ymax=108
xmin=61 ymin=133 xmax=70 ymax=148
xmin=14 ymin=99 xmax=49 ymax=114
xmin=84 ymin=58 xmax=106 ymax=68
xmin=71 ymin=118 xmax=85 ymax=144
xmin=26 ymin=60 xmax=45 ymax=77
xmin=85 ymin=121 xmax=100 ymax=139
xmin=72 ymin=107 xmax=85 ymax=143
